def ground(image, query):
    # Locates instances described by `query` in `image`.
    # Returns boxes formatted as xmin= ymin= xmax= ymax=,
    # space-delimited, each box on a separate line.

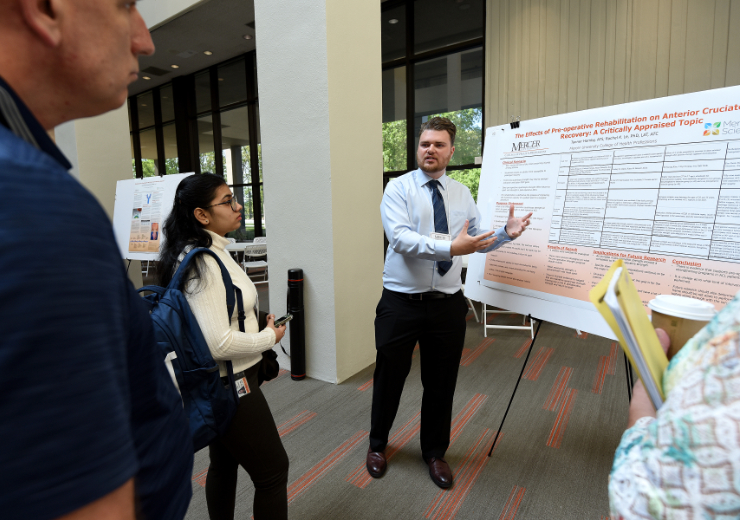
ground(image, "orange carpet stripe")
xmin=546 ymin=388 xmax=578 ymax=449
xmin=465 ymin=313 xmax=476 ymax=321
xmin=449 ymin=393 xmax=488 ymax=446
xmin=500 ymin=486 xmax=526 ymax=520
xmin=608 ymin=342 xmax=619 ymax=375
xmin=346 ymin=412 xmax=421 ymax=488
xmin=591 ymin=356 xmax=607 ymax=394
xmin=426 ymin=429 xmax=495 ymax=520
xmin=514 ymin=339 xmax=532 ymax=359
xmin=543 ymin=367 xmax=573 ymax=411
xmin=460 ymin=348 xmax=472 ymax=362
xmin=524 ymin=347 xmax=554 ymax=381
xmin=287 ymin=430 xmax=366 ymax=504
xmin=277 ymin=410 xmax=317 ymax=438
xmin=497 ymin=486 xmax=518 ymax=520
xmin=357 ymin=378 xmax=374 ymax=391
xmin=460 ymin=339 xmax=493 ymax=367
xmin=575 ymin=331 xmax=589 ymax=340
xmin=192 ymin=468 xmax=208 ymax=488
xmin=522 ymin=347 xmax=554 ymax=381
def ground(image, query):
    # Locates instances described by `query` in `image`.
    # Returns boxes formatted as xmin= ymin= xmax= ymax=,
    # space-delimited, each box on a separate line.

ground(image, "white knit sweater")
xmin=183 ymin=230 xmax=276 ymax=376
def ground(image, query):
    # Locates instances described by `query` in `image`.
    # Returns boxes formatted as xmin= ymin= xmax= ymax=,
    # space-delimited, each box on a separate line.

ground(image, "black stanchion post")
xmin=287 ymin=269 xmax=306 ymax=381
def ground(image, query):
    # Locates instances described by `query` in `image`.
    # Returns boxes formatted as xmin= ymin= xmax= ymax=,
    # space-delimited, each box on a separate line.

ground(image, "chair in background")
xmin=242 ymin=238 xmax=268 ymax=284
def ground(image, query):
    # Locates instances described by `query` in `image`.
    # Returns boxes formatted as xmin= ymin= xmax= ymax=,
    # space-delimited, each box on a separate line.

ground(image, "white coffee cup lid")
xmin=648 ymin=294 xmax=716 ymax=321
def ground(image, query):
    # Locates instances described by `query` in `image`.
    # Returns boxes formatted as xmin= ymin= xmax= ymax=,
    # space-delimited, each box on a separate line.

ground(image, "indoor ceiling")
xmin=128 ymin=0 xmax=256 ymax=97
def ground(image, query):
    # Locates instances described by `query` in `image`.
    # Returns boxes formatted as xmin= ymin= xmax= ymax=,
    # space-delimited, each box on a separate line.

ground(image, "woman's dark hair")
xmin=157 ymin=173 xmax=227 ymax=287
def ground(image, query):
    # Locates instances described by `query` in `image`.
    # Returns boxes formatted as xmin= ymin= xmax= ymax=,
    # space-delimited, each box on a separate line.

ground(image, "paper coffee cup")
xmin=648 ymin=295 xmax=716 ymax=358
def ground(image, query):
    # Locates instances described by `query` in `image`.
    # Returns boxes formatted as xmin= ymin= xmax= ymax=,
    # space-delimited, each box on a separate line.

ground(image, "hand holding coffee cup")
xmin=648 ymin=295 xmax=716 ymax=359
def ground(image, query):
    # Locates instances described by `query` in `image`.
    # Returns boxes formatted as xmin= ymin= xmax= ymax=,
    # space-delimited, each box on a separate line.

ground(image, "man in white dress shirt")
xmin=366 ymin=117 xmax=532 ymax=488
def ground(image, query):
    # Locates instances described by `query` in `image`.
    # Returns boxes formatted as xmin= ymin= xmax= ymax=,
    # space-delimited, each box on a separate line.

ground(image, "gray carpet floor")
xmin=182 ymin=297 xmax=629 ymax=520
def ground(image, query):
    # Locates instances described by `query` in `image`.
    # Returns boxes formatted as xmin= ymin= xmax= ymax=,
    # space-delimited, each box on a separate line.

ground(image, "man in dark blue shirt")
xmin=0 ymin=1 xmax=192 ymax=519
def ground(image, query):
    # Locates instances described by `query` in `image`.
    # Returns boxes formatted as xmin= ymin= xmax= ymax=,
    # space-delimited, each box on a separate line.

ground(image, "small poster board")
xmin=112 ymin=173 xmax=194 ymax=260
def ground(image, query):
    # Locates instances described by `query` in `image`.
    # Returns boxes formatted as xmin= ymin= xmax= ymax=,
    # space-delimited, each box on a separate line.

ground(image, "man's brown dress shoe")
xmin=424 ymin=456 xmax=452 ymax=488
xmin=366 ymin=447 xmax=387 ymax=478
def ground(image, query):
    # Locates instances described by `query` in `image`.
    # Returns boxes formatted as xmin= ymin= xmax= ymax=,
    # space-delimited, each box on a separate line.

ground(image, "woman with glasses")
xmin=158 ymin=173 xmax=289 ymax=520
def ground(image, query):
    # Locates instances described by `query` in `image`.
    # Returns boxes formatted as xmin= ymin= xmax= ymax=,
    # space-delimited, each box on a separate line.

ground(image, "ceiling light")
xmin=141 ymin=104 xmax=147 ymax=107
xmin=243 ymin=34 xmax=253 ymax=40
xmin=388 ymin=18 xmax=399 ymax=24
xmin=171 ymin=64 xmax=179 ymax=69
xmin=218 ymin=78 xmax=224 ymax=81
xmin=204 ymin=51 xmax=213 ymax=55
xmin=142 ymin=76 xmax=151 ymax=80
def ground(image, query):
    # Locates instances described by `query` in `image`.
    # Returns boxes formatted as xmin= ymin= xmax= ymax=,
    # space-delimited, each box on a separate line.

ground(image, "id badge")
xmin=234 ymin=376 xmax=250 ymax=398
xmin=430 ymin=232 xmax=451 ymax=241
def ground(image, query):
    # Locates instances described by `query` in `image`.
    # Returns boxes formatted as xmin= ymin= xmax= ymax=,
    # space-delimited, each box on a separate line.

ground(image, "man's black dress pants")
xmin=370 ymin=288 xmax=468 ymax=460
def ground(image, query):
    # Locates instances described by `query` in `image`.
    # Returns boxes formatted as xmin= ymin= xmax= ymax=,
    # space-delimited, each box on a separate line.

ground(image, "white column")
xmin=254 ymin=0 xmax=384 ymax=383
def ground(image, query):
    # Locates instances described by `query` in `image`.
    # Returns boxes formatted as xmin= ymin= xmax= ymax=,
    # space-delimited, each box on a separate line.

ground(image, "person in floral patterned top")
xmin=609 ymin=292 xmax=740 ymax=519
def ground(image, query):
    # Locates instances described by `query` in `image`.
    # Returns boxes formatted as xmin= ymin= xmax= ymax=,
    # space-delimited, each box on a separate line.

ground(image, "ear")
xmin=193 ymin=208 xmax=210 ymax=226
xmin=19 ymin=0 xmax=64 ymax=47
xmin=450 ymin=145 xmax=455 ymax=156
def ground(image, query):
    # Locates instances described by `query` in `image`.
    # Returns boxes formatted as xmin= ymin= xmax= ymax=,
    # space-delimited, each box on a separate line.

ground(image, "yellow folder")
xmin=589 ymin=260 xmax=668 ymax=406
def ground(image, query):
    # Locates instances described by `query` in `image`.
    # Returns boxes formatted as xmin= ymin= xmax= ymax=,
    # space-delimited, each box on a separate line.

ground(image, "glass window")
xmin=382 ymin=66 xmax=407 ymax=172
xmin=224 ymin=185 xmax=255 ymax=242
xmin=162 ymin=123 xmax=179 ymax=175
xmin=139 ymin=128 xmax=158 ymax=177
xmin=160 ymin=84 xmax=175 ymax=123
xmin=197 ymin=114 xmax=216 ymax=174
xmin=414 ymin=47 xmax=482 ymax=165
xmin=414 ymin=0 xmax=483 ymax=55
xmin=447 ymin=168 xmax=481 ymax=202
xmin=195 ymin=71 xmax=212 ymax=114
xmin=381 ymin=4 xmax=406 ymax=63
xmin=220 ymin=106 xmax=250 ymax=185
xmin=137 ymin=91 xmax=155 ymax=129
xmin=218 ymin=58 xmax=247 ymax=108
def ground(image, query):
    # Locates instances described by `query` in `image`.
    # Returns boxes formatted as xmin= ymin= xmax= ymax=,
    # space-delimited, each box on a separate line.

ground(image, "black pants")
xmin=370 ymin=288 xmax=468 ymax=460
xmin=205 ymin=362 xmax=289 ymax=520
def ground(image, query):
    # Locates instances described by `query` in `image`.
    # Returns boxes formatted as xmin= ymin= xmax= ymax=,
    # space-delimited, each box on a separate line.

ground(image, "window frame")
xmin=381 ymin=0 xmax=486 ymax=185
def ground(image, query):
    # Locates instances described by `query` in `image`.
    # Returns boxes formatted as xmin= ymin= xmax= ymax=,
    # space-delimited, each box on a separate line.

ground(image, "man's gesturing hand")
xmin=450 ymin=220 xmax=497 ymax=257
xmin=505 ymin=204 xmax=533 ymax=238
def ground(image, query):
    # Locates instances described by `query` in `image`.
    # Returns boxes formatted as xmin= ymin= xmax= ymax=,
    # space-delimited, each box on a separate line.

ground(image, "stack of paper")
xmin=589 ymin=260 xmax=668 ymax=410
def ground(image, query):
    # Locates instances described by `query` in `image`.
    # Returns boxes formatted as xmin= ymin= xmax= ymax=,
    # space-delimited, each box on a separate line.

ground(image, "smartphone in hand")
xmin=273 ymin=313 xmax=293 ymax=327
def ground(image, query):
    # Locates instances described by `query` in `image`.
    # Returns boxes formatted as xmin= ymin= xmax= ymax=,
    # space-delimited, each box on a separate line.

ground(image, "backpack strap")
xmin=171 ymin=247 xmax=236 ymax=318
xmin=171 ymin=247 xmax=244 ymax=401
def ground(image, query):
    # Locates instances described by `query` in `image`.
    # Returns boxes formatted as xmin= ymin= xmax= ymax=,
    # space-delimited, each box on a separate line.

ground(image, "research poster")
xmin=470 ymin=85 xmax=740 ymax=331
xmin=128 ymin=178 xmax=164 ymax=253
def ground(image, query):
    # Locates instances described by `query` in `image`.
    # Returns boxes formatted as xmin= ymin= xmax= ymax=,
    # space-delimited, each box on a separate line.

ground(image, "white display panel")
xmin=112 ymin=173 xmax=194 ymax=260
xmin=465 ymin=86 xmax=740 ymax=338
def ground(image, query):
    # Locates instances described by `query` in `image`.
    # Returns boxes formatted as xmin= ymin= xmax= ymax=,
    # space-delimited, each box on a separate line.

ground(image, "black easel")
xmin=488 ymin=316 xmax=543 ymax=457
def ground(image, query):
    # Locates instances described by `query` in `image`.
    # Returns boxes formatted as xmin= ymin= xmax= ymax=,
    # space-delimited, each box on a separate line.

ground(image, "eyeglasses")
xmin=205 ymin=197 xmax=239 ymax=212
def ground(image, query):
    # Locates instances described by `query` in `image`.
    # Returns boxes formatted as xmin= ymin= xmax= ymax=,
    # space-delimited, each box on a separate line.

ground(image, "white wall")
xmin=486 ymin=0 xmax=740 ymax=127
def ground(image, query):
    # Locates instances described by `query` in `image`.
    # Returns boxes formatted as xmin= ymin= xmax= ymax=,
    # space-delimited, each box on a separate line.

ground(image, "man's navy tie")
xmin=429 ymin=180 xmax=452 ymax=276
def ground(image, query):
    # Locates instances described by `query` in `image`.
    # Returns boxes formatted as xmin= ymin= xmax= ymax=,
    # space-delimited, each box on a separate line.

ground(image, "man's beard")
xmin=418 ymin=153 xmax=450 ymax=174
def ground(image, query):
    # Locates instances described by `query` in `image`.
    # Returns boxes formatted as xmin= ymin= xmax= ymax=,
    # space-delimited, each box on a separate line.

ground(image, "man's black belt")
xmin=407 ymin=291 xmax=454 ymax=300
